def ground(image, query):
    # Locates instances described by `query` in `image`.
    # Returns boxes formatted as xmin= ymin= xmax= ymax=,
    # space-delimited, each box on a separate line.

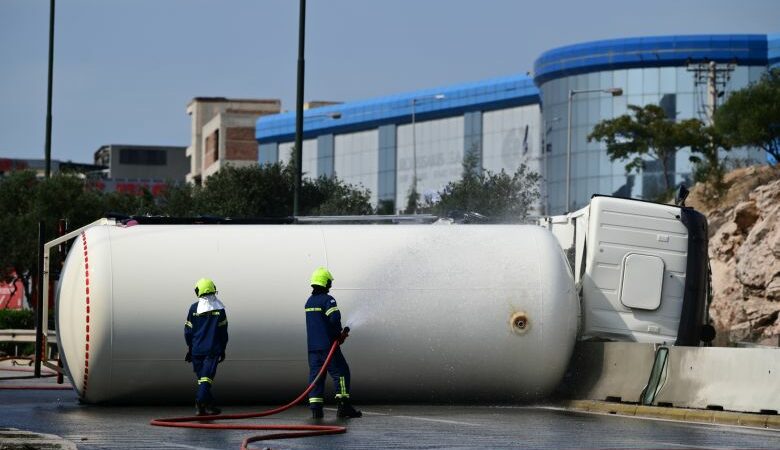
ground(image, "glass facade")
xmin=262 ymin=106 xmax=539 ymax=213
xmin=334 ymin=130 xmax=379 ymax=205
xmin=277 ymin=139 xmax=316 ymax=177
xmin=317 ymin=135 xmax=334 ymax=178
xmin=396 ymin=116 xmax=464 ymax=208
xmin=540 ymin=65 xmax=768 ymax=214
xmin=482 ymin=105 xmax=541 ymax=176
xmin=256 ymin=35 xmax=776 ymax=216
xmin=377 ymin=125 xmax=397 ymax=211
xmin=258 ymin=142 xmax=277 ymax=165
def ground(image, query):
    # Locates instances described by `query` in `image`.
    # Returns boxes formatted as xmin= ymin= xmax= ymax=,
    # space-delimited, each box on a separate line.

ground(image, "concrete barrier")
xmin=561 ymin=342 xmax=780 ymax=415
xmin=557 ymin=342 xmax=657 ymax=402
xmin=654 ymin=346 xmax=779 ymax=413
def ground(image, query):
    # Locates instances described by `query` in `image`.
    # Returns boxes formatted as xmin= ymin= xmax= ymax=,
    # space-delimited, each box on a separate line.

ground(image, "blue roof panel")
xmin=768 ymin=33 xmax=780 ymax=67
xmin=534 ymin=34 xmax=771 ymax=85
xmin=257 ymin=74 xmax=540 ymax=143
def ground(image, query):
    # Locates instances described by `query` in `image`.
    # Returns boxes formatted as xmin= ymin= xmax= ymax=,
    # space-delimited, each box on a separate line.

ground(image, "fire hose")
xmin=150 ymin=328 xmax=352 ymax=450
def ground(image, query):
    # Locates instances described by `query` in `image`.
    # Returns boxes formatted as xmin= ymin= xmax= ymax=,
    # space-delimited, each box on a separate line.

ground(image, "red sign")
xmin=89 ymin=180 xmax=167 ymax=195
xmin=0 ymin=277 xmax=25 ymax=310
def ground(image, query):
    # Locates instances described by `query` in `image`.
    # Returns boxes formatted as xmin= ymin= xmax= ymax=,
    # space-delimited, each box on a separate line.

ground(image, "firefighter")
xmin=184 ymin=278 xmax=228 ymax=416
xmin=305 ymin=267 xmax=362 ymax=419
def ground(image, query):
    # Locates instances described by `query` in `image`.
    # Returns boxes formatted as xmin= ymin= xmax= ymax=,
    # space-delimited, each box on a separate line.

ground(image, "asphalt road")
xmin=1 ymin=386 xmax=779 ymax=450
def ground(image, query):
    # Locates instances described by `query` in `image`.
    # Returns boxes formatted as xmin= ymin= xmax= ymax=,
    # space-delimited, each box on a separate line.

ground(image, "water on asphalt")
xmin=1 ymin=387 xmax=780 ymax=450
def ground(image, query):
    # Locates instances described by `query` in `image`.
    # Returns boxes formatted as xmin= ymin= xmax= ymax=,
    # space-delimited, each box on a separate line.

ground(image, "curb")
xmin=564 ymin=400 xmax=780 ymax=430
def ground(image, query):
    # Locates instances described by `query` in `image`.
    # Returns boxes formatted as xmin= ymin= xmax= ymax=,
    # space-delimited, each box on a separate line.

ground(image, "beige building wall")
xmin=186 ymin=98 xmax=281 ymax=183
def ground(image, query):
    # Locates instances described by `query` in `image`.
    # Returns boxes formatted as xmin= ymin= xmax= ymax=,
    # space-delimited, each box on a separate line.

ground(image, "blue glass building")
xmin=536 ymin=34 xmax=779 ymax=213
xmin=257 ymin=33 xmax=780 ymax=215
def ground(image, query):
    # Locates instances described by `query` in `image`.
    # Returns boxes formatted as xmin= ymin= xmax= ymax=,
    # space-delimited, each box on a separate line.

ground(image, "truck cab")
xmin=541 ymin=195 xmax=710 ymax=346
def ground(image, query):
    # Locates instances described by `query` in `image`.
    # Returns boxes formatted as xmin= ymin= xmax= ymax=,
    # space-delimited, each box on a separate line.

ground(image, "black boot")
xmin=203 ymin=403 xmax=222 ymax=416
xmin=196 ymin=402 xmax=221 ymax=416
xmin=336 ymin=398 xmax=362 ymax=418
xmin=311 ymin=407 xmax=324 ymax=419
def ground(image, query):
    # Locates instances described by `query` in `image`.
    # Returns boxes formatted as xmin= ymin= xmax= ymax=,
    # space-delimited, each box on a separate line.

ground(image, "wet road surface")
xmin=1 ymin=387 xmax=779 ymax=450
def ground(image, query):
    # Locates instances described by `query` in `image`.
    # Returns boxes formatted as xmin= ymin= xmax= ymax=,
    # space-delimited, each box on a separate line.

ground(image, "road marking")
xmin=393 ymin=415 xmax=480 ymax=426
xmin=324 ymin=408 xmax=479 ymax=426
xmin=655 ymin=442 xmax=738 ymax=450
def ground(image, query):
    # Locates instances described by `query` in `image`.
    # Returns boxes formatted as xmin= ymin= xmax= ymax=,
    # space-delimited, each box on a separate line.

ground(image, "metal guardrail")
xmin=0 ymin=329 xmax=57 ymax=344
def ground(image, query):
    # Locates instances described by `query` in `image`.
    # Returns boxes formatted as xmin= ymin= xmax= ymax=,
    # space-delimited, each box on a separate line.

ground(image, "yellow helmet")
xmin=194 ymin=278 xmax=217 ymax=297
xmin=310 ymin=267 xmax=334 ymax=288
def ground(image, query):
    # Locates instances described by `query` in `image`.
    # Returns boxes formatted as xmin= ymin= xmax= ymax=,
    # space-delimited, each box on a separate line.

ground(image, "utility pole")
xmin=44 ymin=0 xmax=55 ymax=178
xmin=687 ymin=60 xmax=735 ymax=125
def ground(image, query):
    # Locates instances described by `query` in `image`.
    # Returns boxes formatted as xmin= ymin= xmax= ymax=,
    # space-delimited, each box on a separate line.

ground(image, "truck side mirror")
xmin=675 ymin=185 xmax=689 ymax=207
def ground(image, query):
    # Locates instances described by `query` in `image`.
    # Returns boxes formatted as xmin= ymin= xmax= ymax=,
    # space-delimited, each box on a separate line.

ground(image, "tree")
xmin=687 ymin=124 xmax=732 ymax=201
xmin=588 ymin=104 xmax=706 ymax=193
xmin=195 ymin=164 xmax=294 ymax=217
xmin=102 ymin=188 xmax=162 ymax=217
xmin=194 ymin=163 xmax=374 ymax=217
xmin=403 ymin=186 xmax=420 ymax=214
xmin=157 ymin=182 xmax=198 ymax=217
xmin=301 ymin=175 xmax=374 ymax=216
xmin=0 ymin=172 xmax=105 ymax=308
xmin=432 ymin=152 xmax=541 ymax=222
xmin=0 ymin=171 xmax=38 ymax=307
xmin=715 ymin=68 xmax=780 ymax=163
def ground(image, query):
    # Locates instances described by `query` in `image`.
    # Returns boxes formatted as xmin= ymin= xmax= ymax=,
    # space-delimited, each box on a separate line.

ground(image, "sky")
xmin=1 ymin=0 xmax=778 ymax=164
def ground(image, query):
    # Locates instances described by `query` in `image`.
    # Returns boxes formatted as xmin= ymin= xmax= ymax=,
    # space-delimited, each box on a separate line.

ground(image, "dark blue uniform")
xmin=184 ymin=303 xmax=228 ymax=405
xmin=305 ymin=292 xmax=351 ymax=408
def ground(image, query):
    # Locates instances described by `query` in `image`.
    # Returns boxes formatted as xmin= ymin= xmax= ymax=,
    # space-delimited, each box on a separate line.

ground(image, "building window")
xmin=213 ymin=129 xmax=220 ymax=162
xmin=119 ymin=148 xmax=168 ymax=166
xmin=205 ymin=130 xmax=219 ymax=167
xmin=118 ymin=148 xmax=167 ymax=165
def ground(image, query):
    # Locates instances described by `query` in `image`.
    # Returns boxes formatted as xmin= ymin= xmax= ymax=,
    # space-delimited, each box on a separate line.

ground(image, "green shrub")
xmin=0 ymin=309 xmax=36 ymax=356
xmin=0 ymin=309 xmax=35 ymax=329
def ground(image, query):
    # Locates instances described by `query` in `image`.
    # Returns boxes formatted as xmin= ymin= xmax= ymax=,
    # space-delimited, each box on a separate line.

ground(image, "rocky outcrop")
xmin=693 ymin=166 xmax=780 ymax=346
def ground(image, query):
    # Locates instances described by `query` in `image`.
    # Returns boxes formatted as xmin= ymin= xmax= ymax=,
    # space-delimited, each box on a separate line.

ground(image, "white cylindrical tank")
xmin=56 ymin=224 xmax=578 ymax=404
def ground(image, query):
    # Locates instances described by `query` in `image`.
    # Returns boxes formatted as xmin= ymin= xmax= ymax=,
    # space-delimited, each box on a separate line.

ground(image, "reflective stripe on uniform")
xmin=325 ymin=307 xmax=339 ymax=316
xmin=193 ymin=310 xmax=223 ymax=317
xmin=305 ymin=307 xmax=322 ymax=312
xmin=218 ymin=319 xmax=228 ymax=326
xmin=308 ymin=397 xmax=324 ymax=403
xmin=198 ymin=377 xmax=213 ymax=384
xmin=335 ymin=393 xmax=350 ymax=399
xmin=339 ymin=376 xmax=347 ymax=396
xmin=184 ymin=321 xmax=193 ymax=328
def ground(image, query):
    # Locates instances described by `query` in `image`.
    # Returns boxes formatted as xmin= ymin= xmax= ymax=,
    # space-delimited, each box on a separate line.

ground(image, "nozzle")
xmin=338 ymin=327 xmax=350 ymax=345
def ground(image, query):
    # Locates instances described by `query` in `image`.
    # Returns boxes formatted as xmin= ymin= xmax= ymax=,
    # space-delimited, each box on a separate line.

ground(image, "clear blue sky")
xmin=1 ymin=0 xmax=778 ymax=163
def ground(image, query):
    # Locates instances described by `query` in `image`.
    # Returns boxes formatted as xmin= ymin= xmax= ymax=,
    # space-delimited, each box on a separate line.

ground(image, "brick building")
xmin=186 ymin=97 xmax=281 ymax=184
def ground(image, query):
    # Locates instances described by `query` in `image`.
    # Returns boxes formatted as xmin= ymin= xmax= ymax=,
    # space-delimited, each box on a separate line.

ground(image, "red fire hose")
xmin=150 ymin=329 xmax=351 ymax=450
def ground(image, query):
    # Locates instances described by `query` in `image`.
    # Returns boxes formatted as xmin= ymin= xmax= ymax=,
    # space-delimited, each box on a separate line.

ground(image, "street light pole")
xmin=566 ymin=90 xmax=573 ymax=213
xmin=543 ymin=116 xmax=561 ymax=215
xmin=411 ymin=98 xmax=417 ymax=204
xmin=565 ymin=87 xmax=622 ymax=212
xmin=292 ymin=0 xmax=306 ymax=217
xmin=44 ymin=0 xmax=55 ymax=179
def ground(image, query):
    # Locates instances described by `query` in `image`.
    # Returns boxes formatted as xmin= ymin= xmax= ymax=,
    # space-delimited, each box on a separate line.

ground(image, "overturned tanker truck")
xmin=51 ymin=194 xmax=709 ymax=404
